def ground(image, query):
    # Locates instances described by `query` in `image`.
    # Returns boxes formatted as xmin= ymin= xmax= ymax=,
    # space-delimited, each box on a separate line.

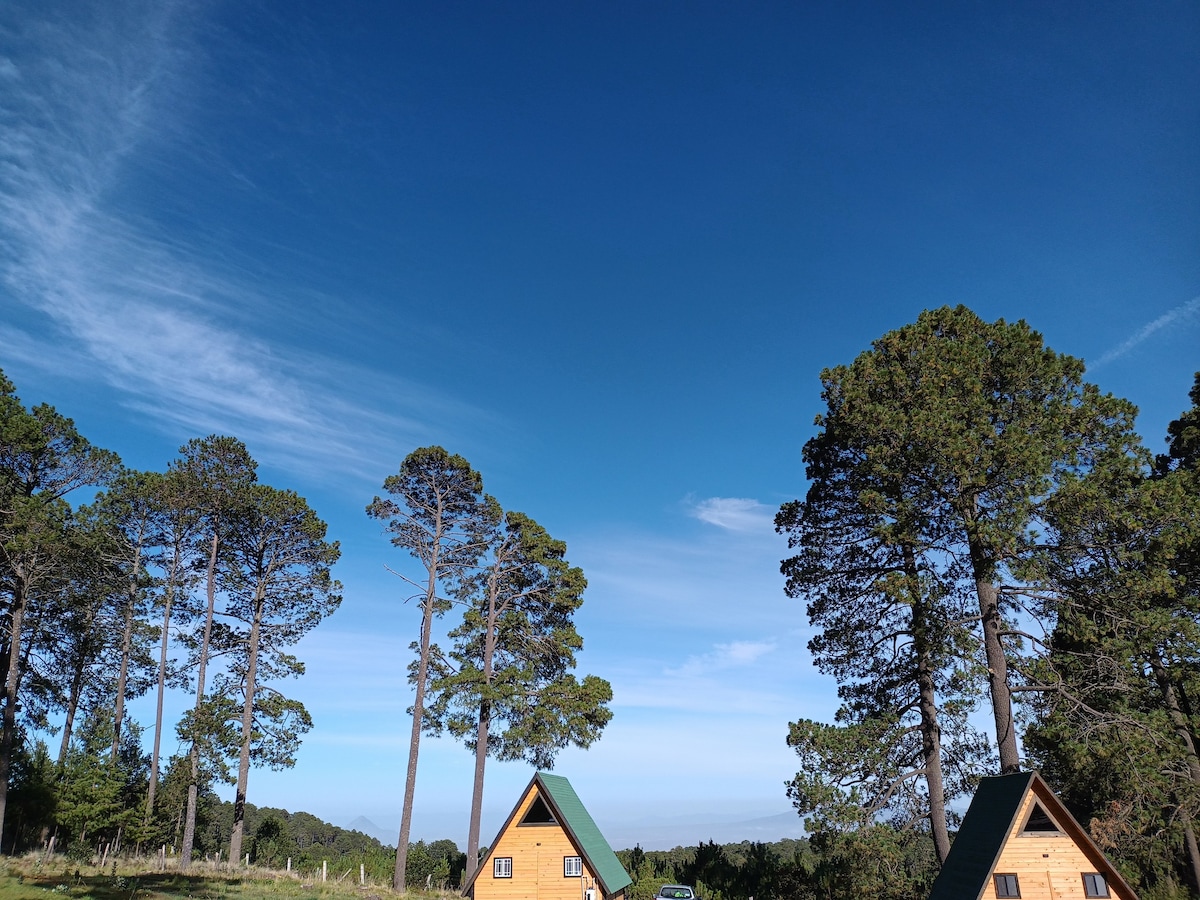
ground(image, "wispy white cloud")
xmin=664 ymin=639 xmax=778 ymax=679
xmin=1092 ymin=295 xmax=1200 ymax=369
xmin=0 ymin=1 xmax=487 ymax=483
xmin=686 ymin=496 xmax=777 ymax=532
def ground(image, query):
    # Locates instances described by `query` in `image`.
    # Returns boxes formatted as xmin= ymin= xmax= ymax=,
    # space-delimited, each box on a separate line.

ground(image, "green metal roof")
xmin=536 ymin=773 xmax=632 ymax=897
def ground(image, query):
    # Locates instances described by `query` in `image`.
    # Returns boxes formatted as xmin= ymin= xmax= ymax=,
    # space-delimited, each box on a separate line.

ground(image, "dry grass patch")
xmin=0 ymin=858 xmax=460 ymax=900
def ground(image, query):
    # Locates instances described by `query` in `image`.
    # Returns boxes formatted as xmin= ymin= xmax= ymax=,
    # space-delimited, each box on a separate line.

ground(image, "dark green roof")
xmin=537 ymin=773 xmax=632 ymax=896
xmin=927 ymin=773 xmax=1034 ymax=900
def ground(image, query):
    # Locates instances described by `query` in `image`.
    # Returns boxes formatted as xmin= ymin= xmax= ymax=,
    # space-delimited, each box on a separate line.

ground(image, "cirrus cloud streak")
xmin=0 ymin=0 xmax=489 ymax=483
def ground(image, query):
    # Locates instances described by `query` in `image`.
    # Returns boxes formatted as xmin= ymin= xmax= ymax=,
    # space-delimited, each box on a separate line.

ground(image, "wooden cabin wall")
xmin=473 ymin=786 xmax=604 ymax=900
xmin=988 ymin=789 xmax=1133 ymax=899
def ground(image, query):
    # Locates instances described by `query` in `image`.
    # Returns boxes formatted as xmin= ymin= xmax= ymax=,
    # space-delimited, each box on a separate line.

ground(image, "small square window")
xmin=564 ymin=856 xmax=582 ymax=877
xmin=494 ymin=857 xmax=512 ymax=878
xmin=994 ymin=873 xmax=1020 ymax=898
xmin=1083 ymin=873 xmax=1110 ymax=897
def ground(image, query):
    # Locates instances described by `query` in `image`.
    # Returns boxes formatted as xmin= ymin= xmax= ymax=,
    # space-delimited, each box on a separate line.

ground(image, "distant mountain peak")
xmin=346 ymin=816 xmax=396 ymax=847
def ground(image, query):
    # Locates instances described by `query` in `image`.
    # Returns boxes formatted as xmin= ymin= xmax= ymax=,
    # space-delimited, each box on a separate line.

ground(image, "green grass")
xmin=0 ymin=858 xmax=458 ymax=900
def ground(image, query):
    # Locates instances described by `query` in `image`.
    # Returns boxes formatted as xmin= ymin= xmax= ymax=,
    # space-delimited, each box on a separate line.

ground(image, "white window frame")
xmin=564 ymin=856 xmax=582 ymax=877
xmin=494 ymin=857 xmax=512 ymax=878
xmin=1082 ymin=873 xmax=1109 ymax=898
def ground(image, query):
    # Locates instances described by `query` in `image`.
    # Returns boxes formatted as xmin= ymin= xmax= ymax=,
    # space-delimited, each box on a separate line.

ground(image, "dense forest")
xmin=617 ymin=835 xmax=937 ymax=900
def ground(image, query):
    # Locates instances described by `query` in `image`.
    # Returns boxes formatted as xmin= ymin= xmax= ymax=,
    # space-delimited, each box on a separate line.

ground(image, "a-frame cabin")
xmin=928 ymin=771 xmax=1137 ymax=900
xmin=463 ymin=773 xmax=632 ymax=900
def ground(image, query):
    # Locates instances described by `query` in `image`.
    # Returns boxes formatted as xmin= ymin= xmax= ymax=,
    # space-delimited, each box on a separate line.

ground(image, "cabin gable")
xmin=465 ymin=774 xmax=630 ymax=900
xmin=928 ymin=772 xmax=1137 ymax=900
xmin=989 ymin=787 xmax=1122 ymax=898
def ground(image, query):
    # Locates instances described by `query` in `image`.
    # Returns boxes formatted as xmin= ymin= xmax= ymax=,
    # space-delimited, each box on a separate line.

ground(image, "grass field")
xmin=0 ymin=857 xmax=455 ymax=900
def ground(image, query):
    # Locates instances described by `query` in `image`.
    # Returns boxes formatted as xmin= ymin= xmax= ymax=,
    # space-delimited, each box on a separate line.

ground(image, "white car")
xmin=656 ymin=886 xmax=695 ymax=900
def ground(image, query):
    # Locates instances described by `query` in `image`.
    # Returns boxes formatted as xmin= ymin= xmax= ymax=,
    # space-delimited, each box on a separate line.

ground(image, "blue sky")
xmin=1 ymin=0 xmax=1198 ymax=851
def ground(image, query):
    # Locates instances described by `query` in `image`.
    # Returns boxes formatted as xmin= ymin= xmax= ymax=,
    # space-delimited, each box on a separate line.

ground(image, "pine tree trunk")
xmin=905 ymin=547 xmax=951 ymax=863
xmin=55 ymin=595 xmax=104 ymax=767
xmin=966 ymin=526 xmax=1019 ymax=774
xmin=145 ymin=566 xmax=177 ymax=824
xmin=111 ymin=526 xmax=145 ymax=762
xmin=465 ymin=598 xmax=499 ymax=879
xmin=0 ymin=580 xmax=27 ymax=851
xmin=395 ymin=592 xmax=435 ymax=891
xmin=466 ymin=701 xmax=491 ymax=878
xmin=111 ymin=587 xmax=137 ymax=762
xmin=1150 ymin=652 xmax=1200 ymax=780
xmin=180 ymin=766 xmax=199 ymax=867
xmin=181 ymin=531 xmax=220 ymax=868
xmin=57 ymin=663 xmax=86 ymax=768
xmin=228 ymin=603 xmax=262 ymax=865
xmin=921 ymin=696 xmax=951 ymax=863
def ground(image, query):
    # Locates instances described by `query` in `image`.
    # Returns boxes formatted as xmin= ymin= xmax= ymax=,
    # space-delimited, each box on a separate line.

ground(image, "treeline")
xmin=0 ymin=369 xmax=340 ymax=864
xmin=618 ymin=832 xmax=939 ymax=900
xmin=776 ymin=307 xmax=1200 ymax=898
xmin=14 ymin=731 xmax=464 ymax=889
xmin=9 ymin=718 xmax=414 ymax=872
xmin=202 ymin=797 xmax=465 ymax=887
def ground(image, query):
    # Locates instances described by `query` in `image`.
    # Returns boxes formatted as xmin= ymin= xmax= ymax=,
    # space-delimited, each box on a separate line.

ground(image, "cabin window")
xmin=564 ymin=856 xmax=582 ymax=877
xmin=1082 ymin=873 xmax=1110 ymax=897
xmin=494 ymin=858 xmax=512 ymax=878
xmin=520 ymin=795 xmax=557 ymax=825
xmin=1021 ymin=802 xmax=1061 ymax=834
xmin=993 ymin=873 xmax=1020 ymax=897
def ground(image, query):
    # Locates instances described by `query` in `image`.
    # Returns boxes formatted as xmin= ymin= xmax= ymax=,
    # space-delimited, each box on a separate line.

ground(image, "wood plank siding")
xmin=985 ymin=786 xmax=1133 ymax=900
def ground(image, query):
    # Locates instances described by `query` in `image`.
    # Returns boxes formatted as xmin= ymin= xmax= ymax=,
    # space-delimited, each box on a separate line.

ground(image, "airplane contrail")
xmin=1092 ymin=295 xmax=1200 ymax=369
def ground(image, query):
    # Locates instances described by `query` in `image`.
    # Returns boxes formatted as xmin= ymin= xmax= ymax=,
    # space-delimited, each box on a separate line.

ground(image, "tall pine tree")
xmin=794 ymin=306 xmax=1138 ymax=774
xmin=779 ymin=403 xmax=987 ymax=860
xmin=221 ymin=484 xmax=341 ymax=864
xmin=172 ymin=436 xmax=257 ymax=867
xmin=367 ymin=447 xmax=493 ymax=890
xmin=427 ymin=509 xmax=612 ymax=875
